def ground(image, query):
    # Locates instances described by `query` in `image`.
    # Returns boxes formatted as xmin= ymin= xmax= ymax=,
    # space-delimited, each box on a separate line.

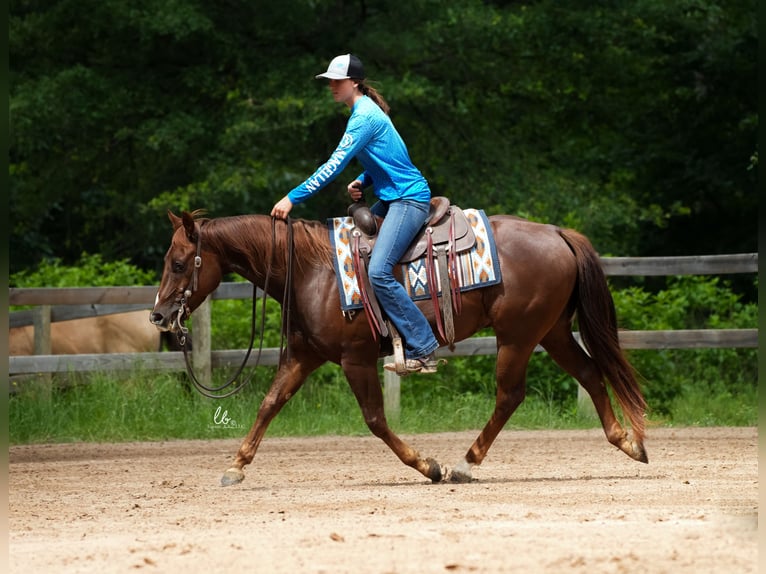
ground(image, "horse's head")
xmin=150 ymin=210 xmax=222 ymax=333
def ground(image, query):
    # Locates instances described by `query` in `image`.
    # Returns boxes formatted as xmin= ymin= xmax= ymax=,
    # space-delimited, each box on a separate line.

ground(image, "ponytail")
xmin=357 ymin=80 xmax=390 ymax=115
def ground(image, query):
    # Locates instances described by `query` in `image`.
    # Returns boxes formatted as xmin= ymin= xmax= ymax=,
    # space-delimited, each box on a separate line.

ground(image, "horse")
xmin=151 ymin=209 xmax=648 ymax=486
xmin=10 ymin=310 xmax=184 ymax=355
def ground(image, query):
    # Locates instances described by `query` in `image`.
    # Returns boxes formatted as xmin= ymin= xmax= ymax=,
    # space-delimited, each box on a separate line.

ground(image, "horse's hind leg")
xmin=540 ymin=320 xmax=647 ymax=462
xmin=221 ymin=350 xmax=325 ymax=486
xmin=451 ymin=343 xmax=533 ymax=483
xmin=344 ymin=363 xmax=442 ymax=483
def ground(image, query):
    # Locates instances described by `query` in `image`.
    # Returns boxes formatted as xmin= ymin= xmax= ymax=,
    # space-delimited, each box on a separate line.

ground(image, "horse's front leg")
xmin=344 ymin=362 xmax=443 ymax=483
xmin=221 ymin=349 xmax=325 ymax=486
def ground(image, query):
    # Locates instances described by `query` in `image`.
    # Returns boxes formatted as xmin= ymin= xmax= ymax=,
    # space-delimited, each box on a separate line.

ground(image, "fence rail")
xmin=599 ymin=253 xmax=757 ymax=275
xmin=9 ymin=329 xmax=758 ymax=376
xmin=9 ymin=283 xmax=258 ymax=327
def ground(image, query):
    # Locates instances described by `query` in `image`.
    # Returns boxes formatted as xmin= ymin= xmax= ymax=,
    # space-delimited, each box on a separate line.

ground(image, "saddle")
xmin=348 ymin=197 xmax=476 ymax=373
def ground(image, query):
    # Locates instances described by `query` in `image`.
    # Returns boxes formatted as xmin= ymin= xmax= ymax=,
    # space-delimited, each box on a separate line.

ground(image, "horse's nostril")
xmin=150 ymin=312 xmax=164 ymax=325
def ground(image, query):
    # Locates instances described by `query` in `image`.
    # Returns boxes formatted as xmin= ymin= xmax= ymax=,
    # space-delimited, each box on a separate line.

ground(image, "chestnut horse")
xmin=151 ymin=210 xmax=648 ymax=485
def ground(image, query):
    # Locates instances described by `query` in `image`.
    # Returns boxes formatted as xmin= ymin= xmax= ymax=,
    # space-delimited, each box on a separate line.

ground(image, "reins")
xmin=176 ymin=216 xmax=294 ymax=399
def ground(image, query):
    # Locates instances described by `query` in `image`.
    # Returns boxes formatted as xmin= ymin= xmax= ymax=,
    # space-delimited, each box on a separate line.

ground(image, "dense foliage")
xmin=10 ymin=0 xmax=757 ymax=278
xmin=10 ymin=252 xmax=157 ymax=287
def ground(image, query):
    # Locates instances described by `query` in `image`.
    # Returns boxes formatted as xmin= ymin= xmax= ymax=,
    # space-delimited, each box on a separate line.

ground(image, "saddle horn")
xmin=348 ymin=199 xmax=378 ymax=236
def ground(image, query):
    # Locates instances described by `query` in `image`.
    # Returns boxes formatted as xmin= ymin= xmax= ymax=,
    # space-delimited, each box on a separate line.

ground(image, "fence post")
xmin=33 ymin=305 xmax=52 ymax=355
xmin=191 ymin=297 xmax=212 ymax=385
xmin=383 ymin=357 xmax=401 ymax=425
xmin=31 ymin=305 xmax=53 ymax=386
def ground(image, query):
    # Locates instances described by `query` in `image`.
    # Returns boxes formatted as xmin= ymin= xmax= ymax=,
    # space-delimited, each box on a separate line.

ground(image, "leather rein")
xmin=175 ymin=217 xmax=294 ymax=399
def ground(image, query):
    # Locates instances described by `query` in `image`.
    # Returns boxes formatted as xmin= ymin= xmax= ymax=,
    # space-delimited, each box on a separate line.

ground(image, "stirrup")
xmin=383 ymin=352 xmax=445 ymax=376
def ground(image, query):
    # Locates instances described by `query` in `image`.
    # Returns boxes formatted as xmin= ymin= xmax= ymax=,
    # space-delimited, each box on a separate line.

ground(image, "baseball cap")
xmin=315 ymin=54 xmax=365 ymax=80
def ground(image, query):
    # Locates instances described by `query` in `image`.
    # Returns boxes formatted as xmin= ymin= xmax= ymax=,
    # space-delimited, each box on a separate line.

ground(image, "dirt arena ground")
xmin=9 ymin=427 xmax=758 ymax=573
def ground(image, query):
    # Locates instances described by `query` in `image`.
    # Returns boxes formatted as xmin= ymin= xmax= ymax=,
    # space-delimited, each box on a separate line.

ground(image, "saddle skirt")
xmin=328 ymin=207 xmax=502 ymax=313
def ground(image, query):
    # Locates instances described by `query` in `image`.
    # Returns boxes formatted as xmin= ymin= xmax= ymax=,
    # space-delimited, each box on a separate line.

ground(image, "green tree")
xmin=10 ymin=0 xmax=756 ymax=278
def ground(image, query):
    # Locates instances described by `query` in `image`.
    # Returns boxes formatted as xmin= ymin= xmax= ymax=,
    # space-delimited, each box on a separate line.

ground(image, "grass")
xmin=9 ymin=360 xmax=757 ymax=445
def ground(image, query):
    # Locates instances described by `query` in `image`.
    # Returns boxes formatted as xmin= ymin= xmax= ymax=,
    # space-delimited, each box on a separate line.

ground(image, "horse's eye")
xmin=172 ymin=261 xmax=185 ymax=273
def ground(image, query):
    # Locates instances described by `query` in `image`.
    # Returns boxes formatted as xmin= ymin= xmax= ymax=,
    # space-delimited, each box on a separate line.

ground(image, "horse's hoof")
xmin=449 ymin=459 xmax=474 ymax=483
xmin=621 ymin=430 xmax=648 ymax=463
xmin=220 ymin=467 xmax=245 ymax=487
xmin=425 ymin=458 xmax=443 ymax=483
xmin=449 ymin=469 xmax=473 ymax=483
xmin=633 ymin=442 xmax=649 ymax=464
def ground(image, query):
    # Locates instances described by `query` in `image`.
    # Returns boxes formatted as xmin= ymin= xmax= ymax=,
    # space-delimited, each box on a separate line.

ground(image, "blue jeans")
xmin=368 ymin=199 xmax=439 ymax=359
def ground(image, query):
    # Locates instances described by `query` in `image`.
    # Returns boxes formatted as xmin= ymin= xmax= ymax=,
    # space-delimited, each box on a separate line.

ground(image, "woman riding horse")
xmin=270 ymin=54 xmax=441 ymax=376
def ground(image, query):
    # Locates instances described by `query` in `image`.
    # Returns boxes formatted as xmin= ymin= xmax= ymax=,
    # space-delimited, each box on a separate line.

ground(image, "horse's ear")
xmin=181 ymin=211 xmax=198 ymax=242
xmin=168 ymin=210 xmax=183 ymax=231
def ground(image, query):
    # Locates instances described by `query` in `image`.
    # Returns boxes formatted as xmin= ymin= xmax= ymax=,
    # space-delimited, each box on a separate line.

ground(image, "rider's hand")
xmin=271 ymin=196 xmax=293 ymax=219
xmin=347 ymin=180 xmax=363 ymax=202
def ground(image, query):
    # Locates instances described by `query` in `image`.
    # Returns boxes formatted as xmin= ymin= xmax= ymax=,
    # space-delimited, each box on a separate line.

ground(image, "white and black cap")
xmin=315 ymin=54 xmax=365 ymax=80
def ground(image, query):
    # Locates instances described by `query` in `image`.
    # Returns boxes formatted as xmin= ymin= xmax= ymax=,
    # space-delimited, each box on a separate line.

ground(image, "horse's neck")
xmin=210 ymin=215 xmax=289 ymax=297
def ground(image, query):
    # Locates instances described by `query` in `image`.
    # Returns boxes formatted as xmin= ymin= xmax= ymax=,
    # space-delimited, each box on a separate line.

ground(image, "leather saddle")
xmin=348 ymin=196 xmax=476 ymax=261
xmin=347 ymin=197 xmax=476 ymax=370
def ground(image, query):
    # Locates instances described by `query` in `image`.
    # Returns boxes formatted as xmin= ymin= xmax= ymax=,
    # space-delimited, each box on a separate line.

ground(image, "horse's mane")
xmin=279 ymin=218 xmax=335 ymax=270
xmin=200 ymin=213 xmax=334 ymax=273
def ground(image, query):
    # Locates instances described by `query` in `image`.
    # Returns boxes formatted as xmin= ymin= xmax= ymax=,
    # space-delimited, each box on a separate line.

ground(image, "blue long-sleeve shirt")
xmin=287 ymin=96 xmax=431 ymax=205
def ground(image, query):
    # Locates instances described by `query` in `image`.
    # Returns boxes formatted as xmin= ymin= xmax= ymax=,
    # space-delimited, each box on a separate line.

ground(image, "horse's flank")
xmin=9 ymin=310 xmax=160 ymax=355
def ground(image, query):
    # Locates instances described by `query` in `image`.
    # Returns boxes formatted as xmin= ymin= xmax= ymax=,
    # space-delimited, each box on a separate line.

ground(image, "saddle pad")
xmin=328 ymin=209 xmax=501 ymax=312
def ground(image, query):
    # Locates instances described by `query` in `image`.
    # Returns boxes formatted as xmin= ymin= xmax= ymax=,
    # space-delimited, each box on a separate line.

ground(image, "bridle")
xmin=174 ymin=216 xmax=294 ymax=399
xmin=176 ymin=231 xmax=203 ymax=332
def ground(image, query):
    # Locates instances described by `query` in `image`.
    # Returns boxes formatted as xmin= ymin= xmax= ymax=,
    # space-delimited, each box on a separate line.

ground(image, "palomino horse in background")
xmin=9 ymin=310 xmax=183 ymax=355
xmin=151 ymin=210 xmax=648 ymax=485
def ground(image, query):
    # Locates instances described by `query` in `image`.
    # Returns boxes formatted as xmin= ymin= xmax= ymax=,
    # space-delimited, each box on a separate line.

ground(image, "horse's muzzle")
xmin=149 ymin=311 xmax=171 ymax=331
xmin=149 ymin=308 xmax=185 ymax=333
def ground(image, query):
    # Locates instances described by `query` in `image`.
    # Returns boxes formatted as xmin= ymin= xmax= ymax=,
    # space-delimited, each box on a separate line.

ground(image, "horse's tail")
xmin=559 ymin=228 xmax=646 ymax=442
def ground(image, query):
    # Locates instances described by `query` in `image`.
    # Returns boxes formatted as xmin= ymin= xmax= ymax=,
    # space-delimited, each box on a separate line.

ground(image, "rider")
xmin=270 ymin=54 xmax=441 ymax=375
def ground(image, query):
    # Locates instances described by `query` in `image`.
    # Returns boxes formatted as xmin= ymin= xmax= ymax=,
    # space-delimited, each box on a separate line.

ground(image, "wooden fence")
xmin=9 ymin=254 xmax=758 ymax=415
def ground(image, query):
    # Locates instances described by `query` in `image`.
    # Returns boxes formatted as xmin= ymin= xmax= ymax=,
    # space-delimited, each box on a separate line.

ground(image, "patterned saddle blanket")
xmin=328 ymin=208 xmax=501 ymax=312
